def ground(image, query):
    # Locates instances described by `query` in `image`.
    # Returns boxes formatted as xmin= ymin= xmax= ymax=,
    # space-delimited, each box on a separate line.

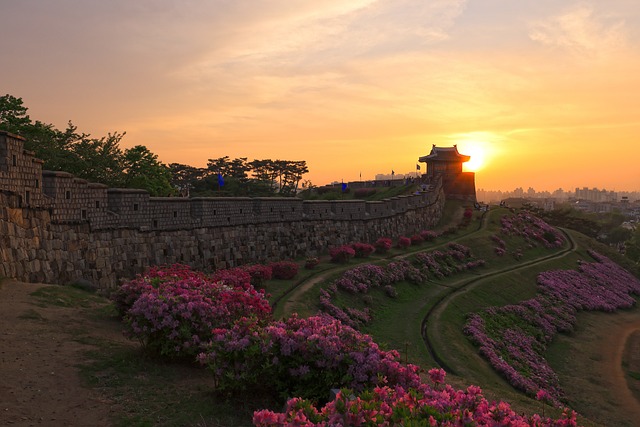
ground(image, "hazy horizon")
xmin=1 ymin=1 xmax=639 ymax=192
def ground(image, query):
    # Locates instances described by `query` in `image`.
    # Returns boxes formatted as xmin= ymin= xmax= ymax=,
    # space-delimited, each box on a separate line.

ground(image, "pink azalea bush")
xmin=397 ymin=236 xmax=412 ymax=249
xmin=351 ymin=242 xmax=376 ymax=258
xmin=374 ymin=237 xmax=393 ymax=254
xmin=198 ymin=314 xmax=422 ymax=401
xmin=329 ymin=245 xmax=356 ymax=263
xmin=253 ymin=369 xmax=579 ymax=427
xmin=465 ymin=251 xmax=640 ymax=404
xmin=270 ymin=261 xmax=299 ymax=280
xmin=119 ymin=265 xmax=272 ymax=359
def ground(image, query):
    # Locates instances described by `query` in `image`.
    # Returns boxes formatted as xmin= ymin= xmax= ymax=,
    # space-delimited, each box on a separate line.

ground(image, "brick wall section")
xmin=0 ymin=131 xmax=449 ymax=289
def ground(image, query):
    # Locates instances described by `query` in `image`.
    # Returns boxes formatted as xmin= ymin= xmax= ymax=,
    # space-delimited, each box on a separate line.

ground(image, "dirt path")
xmin=0 ymin=280 xmax=122 ymax=426
xmin=600 ymin=318 xmax=640 ymax=420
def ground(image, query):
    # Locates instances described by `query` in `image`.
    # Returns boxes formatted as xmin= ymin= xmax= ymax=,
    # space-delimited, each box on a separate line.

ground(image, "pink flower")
xmin=428 ymin=368 xmax=446 ymax=385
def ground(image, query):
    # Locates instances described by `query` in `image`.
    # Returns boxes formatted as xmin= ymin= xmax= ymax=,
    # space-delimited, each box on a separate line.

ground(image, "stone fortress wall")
xmin=0 ymin=131 xmax=446 ymax=289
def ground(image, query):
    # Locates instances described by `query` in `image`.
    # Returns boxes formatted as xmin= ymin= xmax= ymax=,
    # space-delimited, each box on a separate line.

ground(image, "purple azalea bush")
xmin=500 ymin=212 xmax=565 ymax=249
xmin=198 ymin=314 xmax=422 ymax=401
xmin=117 ymin=265 xmax=272 ymax=359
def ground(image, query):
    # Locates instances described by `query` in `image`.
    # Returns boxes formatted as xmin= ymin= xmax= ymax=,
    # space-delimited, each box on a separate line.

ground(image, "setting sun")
xmin=457 ymin=142 xmax=487 ymax=173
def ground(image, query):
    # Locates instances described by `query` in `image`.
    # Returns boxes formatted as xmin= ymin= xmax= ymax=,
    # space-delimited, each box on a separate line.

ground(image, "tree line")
xmin=0 ymin=95 xmax=308 ymax=197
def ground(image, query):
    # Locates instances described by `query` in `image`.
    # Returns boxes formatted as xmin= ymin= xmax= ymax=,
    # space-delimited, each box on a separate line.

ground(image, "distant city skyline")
xmin=1 ymin=1 xmax=639 ymax=191
xmin=476 ymin=186 xmax=640 ymax=204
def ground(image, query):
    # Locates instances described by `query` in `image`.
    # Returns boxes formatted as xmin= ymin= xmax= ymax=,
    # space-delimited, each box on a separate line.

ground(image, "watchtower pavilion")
xmin=418 ymin=144 xmax=476 ymax=201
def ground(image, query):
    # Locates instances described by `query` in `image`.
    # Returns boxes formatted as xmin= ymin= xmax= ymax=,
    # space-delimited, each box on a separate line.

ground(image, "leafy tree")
xmin=625 ymin=228 xmax=640 ymax=265
xmin=604 ymin=226 xmax=633 ymax=245
xmin=1 ymin=94 xmax=175 ymax=195
xmin=122 ymin=145 xmax=174 ymax=196
xmin=69 ymin=130 xmax=126 ymax=187
xmin=168 ymin=163 xmax=207 ymax=196
xmin=0 ymin=94 xmax=31 ymax=130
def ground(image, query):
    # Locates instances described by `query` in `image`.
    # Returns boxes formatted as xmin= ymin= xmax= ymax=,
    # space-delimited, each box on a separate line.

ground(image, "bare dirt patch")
xmin=0 ymin=280 xmax=127 ymax=426
xmin=549 ymin=307 xmax=640 ymax=427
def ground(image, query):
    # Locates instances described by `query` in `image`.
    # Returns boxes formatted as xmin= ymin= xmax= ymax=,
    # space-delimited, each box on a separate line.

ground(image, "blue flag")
xmin=217 ymin=173 xmax=224 ymax=187
xmin=341 ymin=182 xmax=347 ymax=192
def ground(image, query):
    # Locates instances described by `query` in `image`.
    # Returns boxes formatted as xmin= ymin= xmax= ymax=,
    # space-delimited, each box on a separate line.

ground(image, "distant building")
xmin=575 ymin=187 xmax=617 ymax=203
xmin=418 ymin=145 xmax=476 ymax=201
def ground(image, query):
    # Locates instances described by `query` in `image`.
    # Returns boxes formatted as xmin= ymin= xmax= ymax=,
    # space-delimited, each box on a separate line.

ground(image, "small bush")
xmin=351 ymin=242 xmax=375 ymax=258
xmin=420 ymin=230 xmax=438 ymax=242
xmin=329 ymin=245 xmax=356 ymax=263
xmin=304 ymin=257 xmax=320 ymax=270
xmin=374 ymin=237 xmax=393 ymax=254
xmin=410 ymin=235 xmax=424 ymax=245
xmin=270 ymin=261 xmax=299 ymax=280
xmin=463 ymin=207 xmax=473 ymax=220
xmin=242 ymin=264 xmax=273 ymax=288
xmin=397 ymin=236 xmax=411 ymax=249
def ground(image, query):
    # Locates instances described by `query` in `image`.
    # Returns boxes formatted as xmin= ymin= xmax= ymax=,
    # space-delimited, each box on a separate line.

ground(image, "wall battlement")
xmin=0 ymin=130 xmax=447 ymax=288
xmin=1 ymin=131 xmax=441 ymax=230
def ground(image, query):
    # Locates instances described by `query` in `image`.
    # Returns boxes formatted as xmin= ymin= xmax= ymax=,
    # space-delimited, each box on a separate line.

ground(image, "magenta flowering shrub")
xmin=374 ymin=237 xmax=392 ymax=254
xmin=334 ymin=264 xmax=389 ymax=294
xmin=465 ymin=251 xmax=640 ymax=404
xmin=253 ymin=371 xmax=579 ymax=427
xmin=123 ymin=269 xmax=272 ymax=359
xmin=329 ymin=245 xmax=356 ymax=263
xmin=112 ymin=264 xmax=207 ymax=316
xmin=270 ymin=261 xmax=299 ymax=280
xmin=420 ymin=230 xmax=438 ymax=241
xmin=351 ymin=242 xmax=376 ymax=258
xmin=199 ymin=314 xmax=422 ymax=401
xmin=242 ymin=264 xmax=273 ymax=288
xmin=500 ymin=211 xmax=565 ymax=249
xmin=397 ymin=236 xmax=411 ymax=249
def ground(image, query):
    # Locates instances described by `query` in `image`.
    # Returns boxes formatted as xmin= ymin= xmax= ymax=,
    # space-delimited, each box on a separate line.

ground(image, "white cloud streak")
xmin=528 ymin=4 xmax=628 ymax=58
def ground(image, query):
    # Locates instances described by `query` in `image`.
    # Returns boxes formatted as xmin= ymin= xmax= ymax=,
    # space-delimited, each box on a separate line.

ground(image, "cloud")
xmin=528 ymin=4 xmax=628 ymax=58
xmin=177 ymin=0 xmax=467 ymax=80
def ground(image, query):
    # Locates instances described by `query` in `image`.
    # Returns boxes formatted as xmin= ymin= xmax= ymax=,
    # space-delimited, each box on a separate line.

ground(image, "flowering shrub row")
xmin=198 ymin=314 xmax=422 ymax=401
xmin=320 ymin=243 xmax=485 ymax=327
xmin=500 ymin=211 xmax=565 ymax=249
xmin=115 ymin=264 xmax=272 ymax=359
xmin=464 ymin=251 xmax=640 ymax=404
xmin=253 ymin=369 xmax=579 ymax=427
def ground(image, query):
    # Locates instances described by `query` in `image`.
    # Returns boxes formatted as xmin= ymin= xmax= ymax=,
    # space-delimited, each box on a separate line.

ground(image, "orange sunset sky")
xmin=1 ymin=1 xmax=639 ymax=192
